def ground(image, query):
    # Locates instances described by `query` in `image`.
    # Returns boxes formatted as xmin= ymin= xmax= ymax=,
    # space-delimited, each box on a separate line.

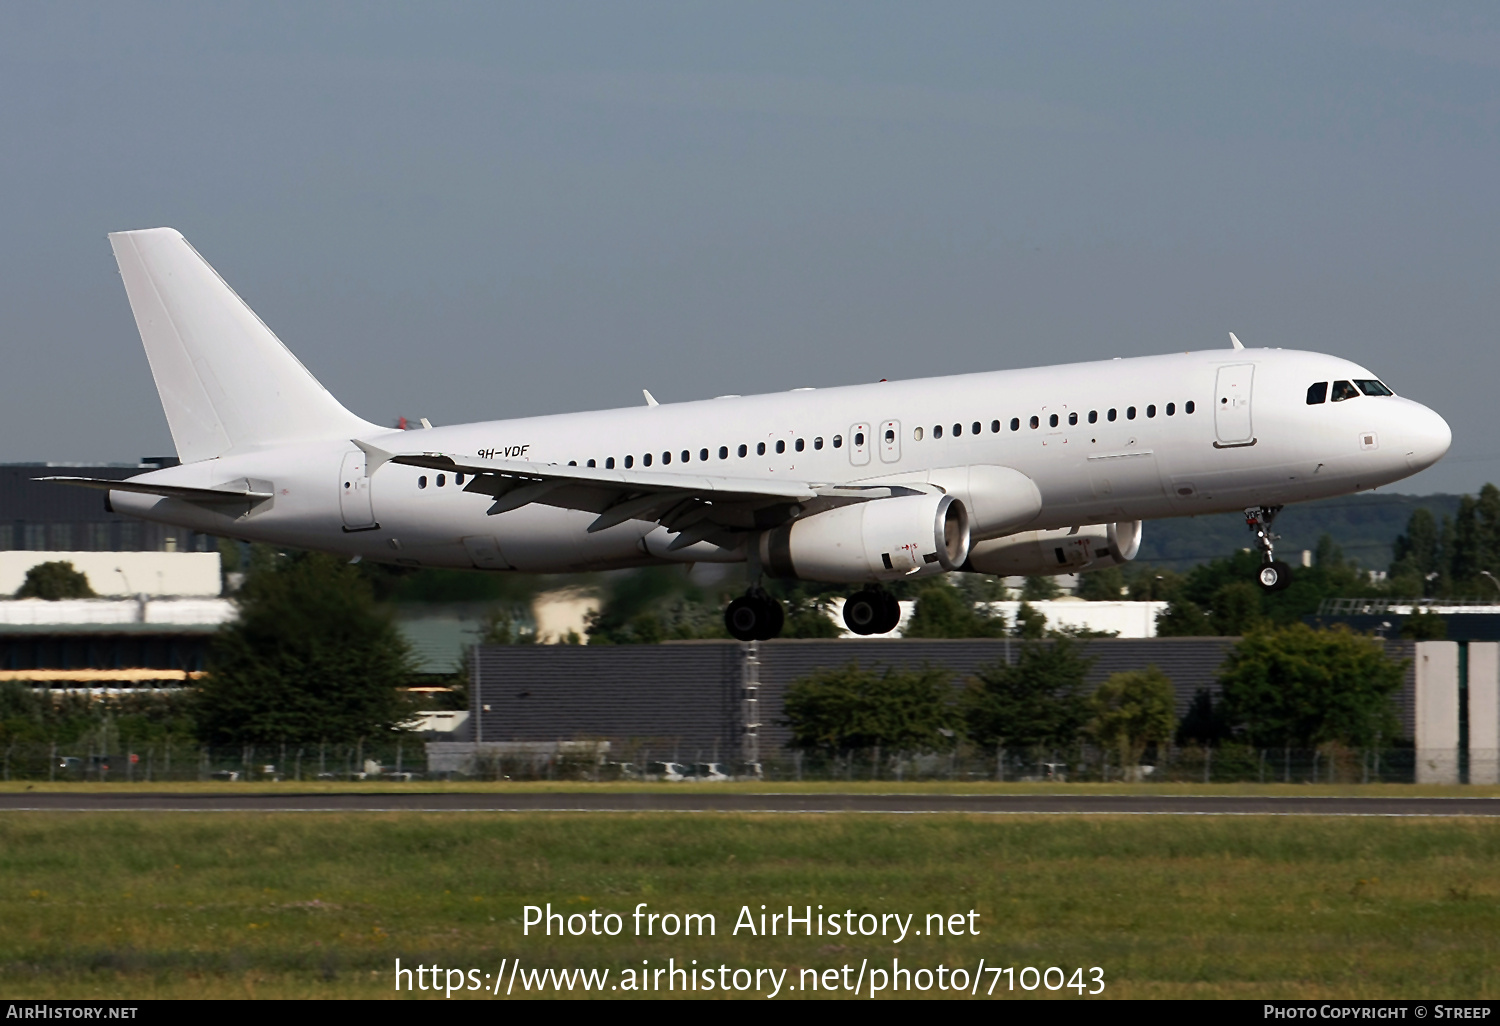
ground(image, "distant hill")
xmin=1137 ymin=492 xmax=1468 ymax=571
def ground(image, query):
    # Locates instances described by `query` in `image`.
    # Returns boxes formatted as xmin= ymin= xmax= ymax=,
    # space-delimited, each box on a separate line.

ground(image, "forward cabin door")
xmin=1213 ymin=364 xmax=1256 ymax=446
xmin=339 ymin=450 xmax=377 ymax=531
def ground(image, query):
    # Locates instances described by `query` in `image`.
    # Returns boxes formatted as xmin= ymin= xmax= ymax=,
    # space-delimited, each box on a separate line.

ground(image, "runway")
xmin=1 ymin=791 xmax=1497 ymax=816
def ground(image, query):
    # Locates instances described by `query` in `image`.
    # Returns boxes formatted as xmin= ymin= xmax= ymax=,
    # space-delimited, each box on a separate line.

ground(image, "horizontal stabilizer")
xmin=39 ymin=476 xmax=274 ymax=505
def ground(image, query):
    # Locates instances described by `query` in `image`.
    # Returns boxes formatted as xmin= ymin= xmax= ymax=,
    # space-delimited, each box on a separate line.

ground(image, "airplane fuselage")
xmin=111 ymin=346 xmax=1451 ymax=575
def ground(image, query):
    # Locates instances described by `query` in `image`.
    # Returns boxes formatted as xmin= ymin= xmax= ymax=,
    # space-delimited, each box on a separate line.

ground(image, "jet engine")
xmin=761 ymin=492 xmax=970 ymax=583
xmin=964 ymin=520 xmax=1140 ymax=577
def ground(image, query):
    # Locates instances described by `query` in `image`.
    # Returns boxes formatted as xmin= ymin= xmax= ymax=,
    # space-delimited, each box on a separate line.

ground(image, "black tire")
xmin=875 ymin=590 xmax=903 ymax=634
xmin=725 ymin=593 xmax=785 ymax=641
xmin=758 ymin=596 xmax=784 ymax=641
xmin=1256 ymin=560 xmax=1293 ymax=592
xmin=725 ymin=596 xmax=765 ymax=641
xmin=843 ymin=590 xmax=883 ymax=635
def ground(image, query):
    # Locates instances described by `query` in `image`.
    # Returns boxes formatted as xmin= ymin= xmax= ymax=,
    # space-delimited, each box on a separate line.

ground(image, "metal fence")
xmin=2 ymin=738 xmax=1481 ymax=785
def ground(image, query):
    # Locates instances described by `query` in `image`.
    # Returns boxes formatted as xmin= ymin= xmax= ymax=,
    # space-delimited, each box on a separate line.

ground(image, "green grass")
xmin=1 ymin=813 xmax=1497 ymax=999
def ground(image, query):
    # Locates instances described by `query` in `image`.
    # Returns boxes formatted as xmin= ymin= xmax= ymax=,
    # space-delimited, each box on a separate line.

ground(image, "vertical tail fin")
xmin=108 ymin=228 xmax=377 ymax=463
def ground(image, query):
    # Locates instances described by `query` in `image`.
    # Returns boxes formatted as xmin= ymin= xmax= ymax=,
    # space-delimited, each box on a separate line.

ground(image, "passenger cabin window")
xmin=953 ymin=423 xmax=962 ymax=436
xmin=1356 ymin=379 xmax=1394 ymax=396
xmin=972 ymin=421 xmax=981 ymax=435
xmin=456 ymin=473 xmax=466 ymax=484
xmin=699 ymin=448 xmax=708 ymax=461
xmin=606 ymin=457 xmax=615 ymax=469
xmin=436 ymin=474 xmax=446 ymax=487
xmin=642 ymin=453 xmax=652 ymax=466
xmin=795 ymin=438 xmax=805 ymax=451
xmin=833 ymin=435 xmax=843 ymax=448
xmin=587 ymin=459 xmax=596 ymax=468
xmin=1068 ymin=413 xmax=1078 ymax=426
xmin=1088 ymin=411 xmax=1098 ymax=424
xmin=991 ymin=420 xmax=1001 ymax=433
xmin=1127 ymin=406 xmax=1137 ymax=420
xmin=1307 ymin=382 xmax=1328 ymax=405
xmin=1147 ymin=405 xmax=1156 ymax=418
xmin=418 ymin=475 xmax=427 ymax=489
xmin=1049 ymin=414 xmax=1059 ymax=427
xmin=625 ymin=456 xmax=634 ymax=468
xmin=719 ymin=446 xmax=729 ymax=459
xmin=914 ymin=427 xmax=924 ymax=441
xmin=1010 ymin=418 xmax=1020 ymax=431
xmin=934 ymin=425 xmax=943 ymax=438
xmin=738 ymin=444 xmax=748 ymax=457
xmin=1108 ymin=409 xmax=1117 ymax=422
xmin=1029 ymin=416 xmax=1039 ymax=429
xmin=1185 ymin=401 xmax=1195 ymax=414
xmin=660 ymin=452 xmax=669 ymax=465
xmin=814 ymin=437 xmax=824 ymax=450
xmin=775 ymin=440 xmax=786 ymax=454
xmin=1331 ymin=380 xmax=1360 ymax=402
xmin=853 ymin=432 xmax=864 ymax=447
xmin=757 ymin=442 xmax=767 ymax=455
xmin=1166 ymin=404 xmax=1175 ymax=416
xmin=682 ymin=450 xmax=691 ymax=463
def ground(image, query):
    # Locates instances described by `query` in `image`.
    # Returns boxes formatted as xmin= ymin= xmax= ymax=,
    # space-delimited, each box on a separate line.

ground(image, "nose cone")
xmin=1404 ymin=403 xmax=1452 ymax=473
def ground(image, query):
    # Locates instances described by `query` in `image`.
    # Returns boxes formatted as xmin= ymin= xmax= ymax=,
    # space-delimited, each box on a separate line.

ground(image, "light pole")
xmin=1480 ymin=570 xmax=1500 ymax=599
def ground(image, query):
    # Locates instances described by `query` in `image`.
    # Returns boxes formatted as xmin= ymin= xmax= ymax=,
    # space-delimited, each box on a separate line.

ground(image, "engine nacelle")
xmin=964 ymin=520 xmax=1140 ymax=577
xmin=762 ymin=492 xmax=971 ymax=583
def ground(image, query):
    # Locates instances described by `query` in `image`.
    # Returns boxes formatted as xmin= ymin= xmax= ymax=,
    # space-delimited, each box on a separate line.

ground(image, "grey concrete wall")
xmin=1468 ymin=642 xmax=1499 ymax=785
xmin=1415 ymin=641 xmax=1460 ymax=784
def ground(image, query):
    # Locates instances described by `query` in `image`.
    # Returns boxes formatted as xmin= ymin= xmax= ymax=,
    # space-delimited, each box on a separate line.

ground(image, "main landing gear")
xmin=842 ymin=588 xmax=902 ymax=636
xmin=725 ymin=588 xmax=784 ymax=642
xmin=722 ymin=586 xmax=904 ymax=640
xmin=1245 ymin=505 xmax=1293 ymax=592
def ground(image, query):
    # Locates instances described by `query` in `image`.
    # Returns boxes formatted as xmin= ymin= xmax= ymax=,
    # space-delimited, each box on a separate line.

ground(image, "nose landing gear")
xmin=843 ymin=588 xmax=902 ymax=635
xmin=725 ymin=588 xmax=784 ymax=641
xmin=1245 ymin=505 xmax=1293 ymax=592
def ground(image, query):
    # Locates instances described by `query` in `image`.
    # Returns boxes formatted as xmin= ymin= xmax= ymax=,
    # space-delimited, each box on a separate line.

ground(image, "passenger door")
xmin=1214 ymin=364 xmax=1255 ymax=446
xmin=338 ymin=451 xmax=377 ymax=531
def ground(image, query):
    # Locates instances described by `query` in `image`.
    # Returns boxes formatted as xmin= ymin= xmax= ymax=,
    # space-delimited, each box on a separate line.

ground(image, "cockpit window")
xmin=1331 ymin=380 xmax=1360 ymax=402
xmin=1306 ymin=382 xmax=1328 ymax=405
xmin=1355 ymin=379 xmax=1393 ymax=397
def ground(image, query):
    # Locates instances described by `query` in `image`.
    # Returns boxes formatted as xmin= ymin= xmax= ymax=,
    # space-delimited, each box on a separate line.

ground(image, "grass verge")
xmin=1 ymin=813 xmax=1496 ymax=999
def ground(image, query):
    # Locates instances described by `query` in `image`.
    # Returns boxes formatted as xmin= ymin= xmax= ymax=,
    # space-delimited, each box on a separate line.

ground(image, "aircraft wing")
xmin=354 ymin=440 xmax=916 ymax=549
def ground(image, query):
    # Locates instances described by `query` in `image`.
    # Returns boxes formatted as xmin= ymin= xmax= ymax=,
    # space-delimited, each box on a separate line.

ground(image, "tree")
xmin=1087 ymin=666 xmax=1177 ymax=771
xmin=783 ymin=662 xmax=958 ymax=754
xmin=15 ymin=561 xmax=95 ymax=600
xmin=1021 ymin=575 xmax=1062 ymax=601
xmin=1217 ymin=624 xmax=1404 ymax=748
xmin=1012 ymin=602 xmax=1048 ymax=639
xmin=198 ymin=551 xmax=416 ymax=744
xmin=903 ymin=582 xmax=1008 ymax=638
xmin=1075 ymin=566 xmax=1127 ymax=601
xmin=962 ymin=638 xmax=1094 ymax=751
xmin=1400 ymin=610 xmax=1447 ymax=641
xmin=1155 ymin=599 xmax=1214 ymax=637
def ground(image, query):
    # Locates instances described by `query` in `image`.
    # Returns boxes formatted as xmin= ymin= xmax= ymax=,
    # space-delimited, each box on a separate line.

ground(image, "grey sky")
xmin=1 ymin=3 xmax=1495 ymax=493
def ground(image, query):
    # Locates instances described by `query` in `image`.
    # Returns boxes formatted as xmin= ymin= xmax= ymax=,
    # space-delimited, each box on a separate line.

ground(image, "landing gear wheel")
xmin=844 ymin=589 xmax=902 ymax=635
xmin=725 ymin=591 xmax=784 ymax=641
xmin=1257 ymin=560 xmax=1293 ymax=592
xmin=843 ymin=590 xmax=884 ymax=635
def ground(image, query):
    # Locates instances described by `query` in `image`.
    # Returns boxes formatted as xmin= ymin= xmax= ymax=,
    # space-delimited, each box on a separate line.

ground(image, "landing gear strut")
xmin=725 ymin=588 xmax=784 ymax=641
xmin=1245 ymin=505 xmax=1293 ymax=592
xmin=843 ymin=588 xmax=902 ymax=635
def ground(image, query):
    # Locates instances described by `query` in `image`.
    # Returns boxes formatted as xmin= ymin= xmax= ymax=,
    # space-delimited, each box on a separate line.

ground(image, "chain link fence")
xmin=0 ymin=737 xmax=1477 ymax=784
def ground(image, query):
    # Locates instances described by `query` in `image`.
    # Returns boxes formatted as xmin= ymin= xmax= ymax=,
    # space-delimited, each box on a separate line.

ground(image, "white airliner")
xmin=49 ymin=228 xmax=1452 ymax=640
